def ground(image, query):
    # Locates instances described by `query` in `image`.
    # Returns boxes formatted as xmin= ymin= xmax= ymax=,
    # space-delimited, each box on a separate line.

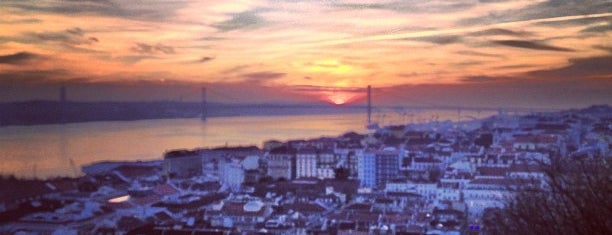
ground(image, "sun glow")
xmin=329 ymin=95 xmax=348 ymax=105
xmin=325 ymin=92 xmax=361 ymax=105
xmin=305 ymin=60 xmax=353 ymax=75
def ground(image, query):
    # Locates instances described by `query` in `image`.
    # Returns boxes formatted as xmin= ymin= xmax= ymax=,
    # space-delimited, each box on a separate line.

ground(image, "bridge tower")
xmin=365 ymin=85 xmax=379 ymax=130
xmin=367 ymin=85 xmax=372 ymax=124
xmin=201 ymin=87 xmax=207 ymax=121
xmin=60 ymin=85 xmax=67 ymax=123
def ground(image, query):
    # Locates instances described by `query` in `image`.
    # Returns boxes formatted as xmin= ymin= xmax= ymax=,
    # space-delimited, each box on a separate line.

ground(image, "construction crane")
xmin=69 ymin=158 xmax=78 ymax=177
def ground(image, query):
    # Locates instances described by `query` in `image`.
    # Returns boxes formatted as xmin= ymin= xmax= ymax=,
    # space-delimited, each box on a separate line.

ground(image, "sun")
xmin=329 ymin=95 xmax=348 ymax=105
xmin=325 ymin=92 xmax=357 ymax=105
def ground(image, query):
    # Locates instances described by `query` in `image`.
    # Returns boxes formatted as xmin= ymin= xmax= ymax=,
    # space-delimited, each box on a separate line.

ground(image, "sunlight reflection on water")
xmin=0 ymin=110 xmax=493 ymax=178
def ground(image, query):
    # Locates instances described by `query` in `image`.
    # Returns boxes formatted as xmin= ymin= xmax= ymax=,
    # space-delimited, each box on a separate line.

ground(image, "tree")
xmin=258 ymin=175 xmax=273 ymax=183
xmin=475 ymin=133 xmax=493 ymax=149
xmin=483 ymin=156 xmax=612 ymax=235
xmin=333 ymin=167 xmax=351 ymax=180
xmin=428 ymin=167 xmax=442 ymax=182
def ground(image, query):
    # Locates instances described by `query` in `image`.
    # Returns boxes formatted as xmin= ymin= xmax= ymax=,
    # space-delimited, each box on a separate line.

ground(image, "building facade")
xmin=267 ymin=147 xmax=295 ymax=180
xmin=163 ymin=150 xmax=202 ymax=178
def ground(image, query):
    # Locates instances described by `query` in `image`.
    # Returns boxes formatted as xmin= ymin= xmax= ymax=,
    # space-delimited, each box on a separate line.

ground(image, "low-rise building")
xmin=267 ymin=146 xmax=296 ymax=180
xmin=164 ymin=150 xmax=202 ymax=178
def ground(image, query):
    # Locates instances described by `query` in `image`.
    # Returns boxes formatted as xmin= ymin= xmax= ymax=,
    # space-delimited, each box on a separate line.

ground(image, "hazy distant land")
xmin=0 ymin=101 xmax=365 ymax=126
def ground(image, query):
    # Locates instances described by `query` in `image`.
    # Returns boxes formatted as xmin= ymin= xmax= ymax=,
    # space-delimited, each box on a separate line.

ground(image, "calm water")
xmin=0 ymin=110 xmax=494 ymax=178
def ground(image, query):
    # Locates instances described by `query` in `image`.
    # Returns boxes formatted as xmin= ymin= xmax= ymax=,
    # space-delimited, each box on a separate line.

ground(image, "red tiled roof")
xmin=154 ymin=183 xmax=179 ymax=196
xmin=477 ymin=167 xmax=508 ymax=176
xmin=153 ymin=211 xmax=173 ymax=222
xmin=46 ymin=178 xmax=78 ymax=192
xmin=106 ymin=201 xmax=134 ymax=209
xmin=381 ymin=213 xmax=412 ymax=223
xmin=469 ymin=178 xmax=516 ymax=186
xmin=132 ymin=194 xmax=162 ymax=206
xmin=0 ymin=179 xmax=53 ymax=202
xmin=414 ymin=158 xmax=442 ymax=163
xmin=345 ymin=203 xmax=372 ymax=211
xmin=222 ymin=202 xmax=265 ymax=217
xmin=329 ymin=211 xmax=379 ymax=222
xmin=509 ymin=164 xmax=543 ymax=173
xmin=117 ymin=216 xmax=146 ymax=231
xmin=114 ymin=165 xmax=158 ymax=179
xmin=487 ymin=147 xmax=504 ymax=155
xmin=191 ymin=182 xmax=221 ymax=191
xmin=285 ymin=202 xmax=326 ymax=214
xmin=350 ymin=212 xmax=380 ymax=222
xmin=514 ymin=135 xmax=558 ymax=144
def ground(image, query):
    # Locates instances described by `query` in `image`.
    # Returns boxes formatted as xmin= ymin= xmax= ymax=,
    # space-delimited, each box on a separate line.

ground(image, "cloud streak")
xmin=492 ymin=40 xmax=574 ymax=52
xmin=212 ymin=10 xmax=267 ymax=32
xmin=460 ymin=75 xmax=515 ymax=83
xmin=22 ymin=27 xmax=99 ymax=45
xmin=303 ymin=13 xmax=612 ymax=47
xmin=459 ymin=0 xmax=612 ymax=26
xmin=333 ymin=1 xmax=475 ymax=14
xmin=580 ymin=23 xmax=612 ymax=33
xmin=291 ymin=85 xmax=365 ymax=93
xmin=410 ymin=35 xmax=462 ymax=45
xmin=528 ymin=56 xmax=612 ymax=80
xmin=131 ymin=43 xmax=175 ymax=55
xmin=466 ymin=28 xmax=532 ymax=37
xmin=0 ymin=51 xmax=40 ymax=65
xmin=198 ymin=56 xmax=215 ymax=63
xmin=241 ymin=72 xmax=286 ymax=81
xmin=2 ymin=0 xmax=188 ymax=22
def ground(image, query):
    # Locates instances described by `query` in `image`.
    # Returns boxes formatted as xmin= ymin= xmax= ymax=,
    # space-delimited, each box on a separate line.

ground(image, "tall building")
xmin=358 ymin=151 xmax=376 ymax=188
xmin=375 ymin=149 xmax=401 ymax=187
xmin=358 ymin=148 xmax=401 ymax=188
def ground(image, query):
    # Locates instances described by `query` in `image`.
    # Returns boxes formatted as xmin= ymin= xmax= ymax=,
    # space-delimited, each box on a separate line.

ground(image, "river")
xmin=0 ymin=109 xmax=495 ymax=178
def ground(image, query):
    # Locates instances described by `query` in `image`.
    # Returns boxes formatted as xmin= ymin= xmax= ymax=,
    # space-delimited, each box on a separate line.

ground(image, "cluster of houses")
xmin=1 ymin=105 xmax=610 ymax=234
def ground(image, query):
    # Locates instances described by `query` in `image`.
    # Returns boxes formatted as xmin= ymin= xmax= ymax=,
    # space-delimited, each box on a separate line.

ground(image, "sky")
xmin=0 ymin=0 xmax=611 ymax=108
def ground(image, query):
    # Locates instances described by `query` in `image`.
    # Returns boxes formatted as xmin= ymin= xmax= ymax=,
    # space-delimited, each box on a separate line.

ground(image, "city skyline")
xmin=0 ymin=0 xmax=611 ymax=108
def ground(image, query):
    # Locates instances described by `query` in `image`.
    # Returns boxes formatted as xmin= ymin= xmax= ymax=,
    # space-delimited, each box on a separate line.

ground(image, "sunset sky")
xmin=0 ymin=0 xmax=611 ymax=108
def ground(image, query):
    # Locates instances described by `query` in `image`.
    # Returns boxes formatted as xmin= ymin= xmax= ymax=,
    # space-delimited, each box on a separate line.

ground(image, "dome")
xmin=243 ymin=200 xmax=264 ymax=212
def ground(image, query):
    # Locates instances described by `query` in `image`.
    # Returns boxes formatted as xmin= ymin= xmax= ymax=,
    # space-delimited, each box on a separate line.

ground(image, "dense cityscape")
xmin=1 ymin=105 xmax=610 ymax=234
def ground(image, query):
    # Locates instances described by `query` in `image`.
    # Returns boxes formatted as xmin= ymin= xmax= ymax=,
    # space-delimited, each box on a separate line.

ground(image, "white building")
xmin=463 ymin=178 xmax=514 ymax=220
xmin=296 ymin=148 xmax=337 ymax=179
xmin=267 ymin=147 xmax=295 ymax=180
xmin=385 ymin=179 xmax=437 ymax=201
xmin=317 ymin=149 xmax=336 ymax=179
xmin=334 ymin=143 xmax=363 ymax=176
xmin=436 ymin=182 xmax=461 ymax=202
xmin=220 ymin=161 xmax=245 ymax=191
xmin=296 ymin=149 xmax=317 ymax=178
xmin=404 ymin=157 xmax=444 ymax=171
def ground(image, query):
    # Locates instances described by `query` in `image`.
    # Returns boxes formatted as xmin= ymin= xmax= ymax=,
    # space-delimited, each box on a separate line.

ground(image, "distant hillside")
xmin=0 ymin=101 xmax=364 ymax=126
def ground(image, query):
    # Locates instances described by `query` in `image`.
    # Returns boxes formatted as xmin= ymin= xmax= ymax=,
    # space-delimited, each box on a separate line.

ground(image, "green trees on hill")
xmin=483 ymin=156 xmax=612 ymax=235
